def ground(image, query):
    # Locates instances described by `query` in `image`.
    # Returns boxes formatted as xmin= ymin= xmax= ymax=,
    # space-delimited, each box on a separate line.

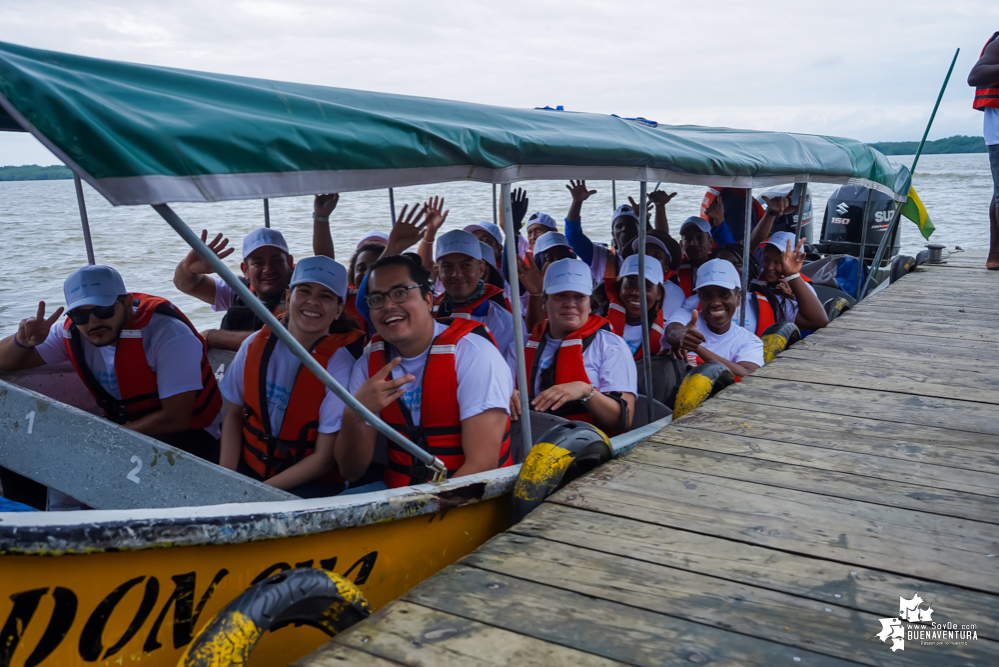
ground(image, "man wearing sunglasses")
xmin=335 ymin=253 xmax=513 ymax=488
xmin=0 ymin=265 xmax=223 ymax=461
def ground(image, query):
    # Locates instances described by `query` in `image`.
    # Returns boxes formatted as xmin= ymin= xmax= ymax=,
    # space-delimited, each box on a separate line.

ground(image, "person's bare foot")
xmin=987 ymin=250 xmax=999 ymax=270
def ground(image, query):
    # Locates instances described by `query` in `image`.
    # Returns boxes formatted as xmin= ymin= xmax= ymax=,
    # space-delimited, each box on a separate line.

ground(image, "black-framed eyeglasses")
xmin=68 ymin=297 xmax=123 ymax=325
xmin=364 ymin=285 xmax=421 ymax=310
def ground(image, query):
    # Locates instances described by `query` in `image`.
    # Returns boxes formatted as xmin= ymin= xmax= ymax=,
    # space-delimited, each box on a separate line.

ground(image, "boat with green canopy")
xmin=0 ymin=39 xmax=911 ymax=667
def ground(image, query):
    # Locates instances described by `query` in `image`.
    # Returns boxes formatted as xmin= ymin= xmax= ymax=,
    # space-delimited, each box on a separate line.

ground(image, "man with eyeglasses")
xmin=0 ymin=265 xmax=223 ymax=461
xmin=335 ymin=253 xmax=514 ymax=488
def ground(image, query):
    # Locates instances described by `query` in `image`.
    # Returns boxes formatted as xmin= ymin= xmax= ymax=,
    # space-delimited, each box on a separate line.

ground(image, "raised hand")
xmin=314 ymin=193 xmax=340 ymax=218
xmin=566 ymin=180 xmax=597 ymax=203
xmin=17 ymin=301 xmax=64 ymax=348
xmin=675 ymin=310 xmax=706 ymax=355
xmin=517 ymin=255 xmax=543 ymax=295
xmin=705 ymin=197 xmax=725 ymax=227
xmin=780 ymin=237 xmax=806 ymax=276
xmin=762 ymin=190 xmax=797 ymax=217
xmin=423 ymin=196 xmax=449 ymax=238
xmin=648 ymin=190 xmax=678 ymax=206
xmin=353 ymin=357 xmax=415 ymax=414
xmin=511 ymin=188 xmax=529 ymax=231
xmin=181 ymin=229 xmax=234 ymax=275
xmin=386 ymin=203 xmax=429 ymax=253
xmin=532 ymin=381 xmax=593 ymax=413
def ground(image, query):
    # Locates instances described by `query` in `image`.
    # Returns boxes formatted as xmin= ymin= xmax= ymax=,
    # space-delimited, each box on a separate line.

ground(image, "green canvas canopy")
xmin=0 ymin=40 xmax=910 ymax=206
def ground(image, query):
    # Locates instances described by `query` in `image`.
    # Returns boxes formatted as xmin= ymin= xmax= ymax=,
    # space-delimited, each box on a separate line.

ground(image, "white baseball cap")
xmin=526 ymin=212 xmax=557 ymax=231
xmin=695 ymin=258 xmax=742 ymax=291
xmin=479 ymin=241 xmax=499 ymax=267
xmin=543 ymin=258 xmax=593 ymax=296
xmin=289 ymin=256 xmax=349 ymax=300
xmin=619 ymin=254 xmax=664 ymax=286
xmin=534 ymin=231 xmax=571 ymax=255
xmin=613 ymin=204 xmax=640 ymax=222
xmin=761 ymin=231 xmax=797 ymax=252
xmin=629 ymin=235 xmax=671 ymax=262
xmin=357 ymin=231 xmax=389 ymax=248
xmin=64 ymin=265 xmax=128 ymax=310
xmin=680 ymin=216 xmax=711 ymax=235
xmin=464 ymin=222 xmax=503 ymax=245
xmin=435 ymin=229 xmax=481 ymax=261
xmin=242 ymin=228 xmax=289 ymax=259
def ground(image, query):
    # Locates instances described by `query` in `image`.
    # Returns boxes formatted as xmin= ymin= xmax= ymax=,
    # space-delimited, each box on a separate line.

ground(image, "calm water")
xmin=0 ymin=153 xmax=992 ymax=335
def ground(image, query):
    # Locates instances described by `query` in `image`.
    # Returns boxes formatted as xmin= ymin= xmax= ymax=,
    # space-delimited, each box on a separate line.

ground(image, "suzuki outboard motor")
xmin=818 ymin=185 xmax=900 ymax=262
xmin=756 ymin=184 xmax=813 ymax=245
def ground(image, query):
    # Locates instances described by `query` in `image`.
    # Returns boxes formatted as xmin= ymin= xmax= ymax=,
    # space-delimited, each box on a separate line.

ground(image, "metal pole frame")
xmin=738 ymin=188 xmax=752 ymax=327
xmin=263 ymin=198 xmax=271 ymax=228
xmin=500 ymin=183 xmax=533 ymax=453
xmin=388 ymin=188 xmax=397 ymax=226
xmin=855 ymin=187 xmax=874 ymax=300
xmin=791 ymin=182 xmax=807 ymax=244
xmin=612 ymin=180 xmax=617 ymax=210
xmin=152 ymin=203 xmax=446 ymax=478
xmin=492 ymin=184 xmax=498 ymax=226
xmin=636 ymin=182 xmax=654 ymax=425
xmin=73 ymin=174 xmax=96 ymax=265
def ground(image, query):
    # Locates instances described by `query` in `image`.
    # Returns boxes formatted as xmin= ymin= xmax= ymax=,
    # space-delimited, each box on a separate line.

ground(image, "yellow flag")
xmin=899 ymin=187 xmax=934 ymax=240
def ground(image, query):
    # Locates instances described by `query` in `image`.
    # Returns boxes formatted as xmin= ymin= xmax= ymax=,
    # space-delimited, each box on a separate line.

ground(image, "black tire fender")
xmin=672 ymin=361 xmax=734 ymax=420
xmin=823 ymin=297 xmax=850 ymax=322
xmin=511 ymin=422 xmax=613 ymax=523
xmin=760 ymin=322 xmax=801 ymax=364
xmin=179 ymin=569 xmax=371 ymax=666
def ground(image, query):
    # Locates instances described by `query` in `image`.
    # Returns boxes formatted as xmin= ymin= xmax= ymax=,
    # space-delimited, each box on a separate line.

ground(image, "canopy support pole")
xmin=612 ymin=181 xmax=617 ymax=210
xmin=738 ymin=188 xmax=752 ymax=327
xmin=73 ymin=174 xmax=96 ymax=265
xmin=859 ymin=47 xmax=957 ymax=300
xmin=791 ymin=183 xmax=806 ymax=244
xmin=637 ymin=181 xmax=654 ymax=425
xmin=263 ymin=198 xmax=270 ymax=228
xmin=388 ymin=188 xmax=396 ymax=226
xmin=492 ymin=184 xmax=498 ymax=225
xmin=501 ymin=183 xmax=532 ymax=454
xmin=856 ymin=186 xmax=874 ymax=300
xmin=152 ymin=203 xmax=445 ymax=478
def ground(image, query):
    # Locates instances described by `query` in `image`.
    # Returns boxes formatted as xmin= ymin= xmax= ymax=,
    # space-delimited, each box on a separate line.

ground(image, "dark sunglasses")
xmin=68 ymin=297 xmax=123 ymax=325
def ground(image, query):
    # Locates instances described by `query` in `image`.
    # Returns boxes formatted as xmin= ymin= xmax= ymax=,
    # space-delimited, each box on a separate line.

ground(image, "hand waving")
xmin=314 ymin=193 xmax=340 ymax=218
xmin=353 ymin=357 xmax=416 ymax=414
xmin=648 ymin=190 xmax=678 ymax=206
xmin=17 ymin=301 xmax=64 ymax=348
xmin=779 ymin=237 xmax=807 ymax=276
xmin=386 ymin=203 xmax=429 ymax=253
xmin=182 ymin=229 xmax=234 ymax=275
xmin=566 ymin=180 xmax=597 ymax=203
xmin=511 ymin=188 xmax=529 ymax=231
xmin=517 ymin=255 xmax=543 ymax=295
xmin=423 ymin=196 xmax=449 ymax=237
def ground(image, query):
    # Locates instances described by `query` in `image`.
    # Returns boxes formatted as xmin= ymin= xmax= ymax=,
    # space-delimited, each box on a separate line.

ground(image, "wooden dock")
xmin=299 ymin=251 xmax=999 ymax=666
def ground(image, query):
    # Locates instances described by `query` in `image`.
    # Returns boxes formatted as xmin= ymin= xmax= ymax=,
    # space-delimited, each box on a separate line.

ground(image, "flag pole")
xmin=859 ymin=47 xmax=959 ymax=299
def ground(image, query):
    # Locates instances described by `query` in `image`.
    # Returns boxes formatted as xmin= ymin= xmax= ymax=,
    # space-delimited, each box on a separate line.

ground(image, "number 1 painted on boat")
xmin=25 ymin=411 xmax=35 ymax=434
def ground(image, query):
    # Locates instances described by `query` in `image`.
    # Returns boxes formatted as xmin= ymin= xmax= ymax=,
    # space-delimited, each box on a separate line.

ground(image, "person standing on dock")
xmin=968 ymin=31 xmax=999 ymax=269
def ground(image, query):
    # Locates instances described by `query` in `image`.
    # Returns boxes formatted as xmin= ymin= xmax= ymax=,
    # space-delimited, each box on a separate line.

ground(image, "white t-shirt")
xmin=37 ymin=309 xmax=222 ymax=438
xmin=350 ymin=321 xmax=512 ymax=426
xmin=662 ymin=311 xmax=764 ymax=368
xmin=589 ymin=245 xmax=611 ymax=284
xmin=220 ymin=330 xmax=356 ymax=435
xmin=532 ymin=329 xmax=637 ymax=396
xmin=212 ymin=276 xmax=238 ymax=312
xmin=668 ymin=294 xmax=760 ymax=336
xmin=985 ymin=107 xmax=999 ymax=146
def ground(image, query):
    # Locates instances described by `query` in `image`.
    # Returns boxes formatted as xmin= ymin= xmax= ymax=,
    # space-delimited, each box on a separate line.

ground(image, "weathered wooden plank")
xmin=330 ymin=600 xmax=618 ymax=666
xmin=826 ymin=315 xmax=999 ymax=343
xmin=293 ymin=643 xmax=402 ymax=666
xmin=779 ymin=324 xmax=991 ymax=352
xmin=466 ymin=534 xmax=995 ymax=666
xmin=753 ymin=357 xmax=999 ymax=404
xmin=860 ymin=293 xmax=999 ymax=313
xmin=777 ymin=348 xmax=996 ymax=379
xmin=719 ymin=377 xmax=999 ymax=437
xmin=676 ymin=399 xmax=999 ymax=459
xmin=403 ymin=564 xmax=857 ymax=666
xmin=635 ymin=436 xmax=999 ymax=521
xmin=512 ymin=503 xmax=999 ymax=642
xmin=552 ymin=460 xmax=999 ymax=594
xmin=787 ymin=334 xmax=999 ymax=365
xmin=835 ymin=307 xmax=997 ymax=327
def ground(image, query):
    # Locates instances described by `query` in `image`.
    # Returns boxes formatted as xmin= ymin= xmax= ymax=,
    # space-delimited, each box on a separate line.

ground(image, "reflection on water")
xmin=0 ymin=153 xmax=991 ymax=334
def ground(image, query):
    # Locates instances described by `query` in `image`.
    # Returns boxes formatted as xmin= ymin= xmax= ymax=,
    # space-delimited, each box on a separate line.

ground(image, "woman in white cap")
xmin=605 ymin=254 xmax=683 ymax=359
xmin=519 ymin=258 xmax=636 ymax=434
xmin=665 ymin=259 xmax=764 ymax=379
xmin=218 ymin=256 xmax=365 ymax=497
xmin=520 ymin=231 xmax=577 ymax=331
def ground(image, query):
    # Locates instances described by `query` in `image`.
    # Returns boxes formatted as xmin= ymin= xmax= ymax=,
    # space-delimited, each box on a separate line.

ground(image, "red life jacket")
xmin=676 ymin=264 xmax=695 ymax=297
xmin=604 ymin=277 xmax=664 ymax=358
xmin=700 ymin=188 xmax=765 ymax=230
xmin=241 ymin=323 xmax=364 ymax=481
xmin=974 ymin=32 xmax=999 ymax=110
xmin=432 ymin=283 xmax=510 ymax=319
xmin=62 ymin=293 xmax=221 ymax=428
xmin=368 ymin=318 xmax=513 ymax=488
xmin=344 ymin=289 xmax=368 ymax=341
xmin=524 ymin=315 xmax=612 ymax=426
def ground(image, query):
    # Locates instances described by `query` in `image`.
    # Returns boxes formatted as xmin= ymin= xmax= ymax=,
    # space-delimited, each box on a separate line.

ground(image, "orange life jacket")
xmin=676 ymin=264 xmax=695 ymax=297
xmin=525 ymin=314 xmax=612 ymax=426
xmin=368 ymin=318 xmax=513 ymax=488
xmin=604 ymin=277 xmax=664 ymax=358
xmin=432 ymin=283 xmax=511 ymax=318
xmin=241 ymin=323 xmax=364 ymax=481
xmin=63 ymin=293 xmax=221 ymax=428
xmin=974 ymin=32 xmax=999 ymax=110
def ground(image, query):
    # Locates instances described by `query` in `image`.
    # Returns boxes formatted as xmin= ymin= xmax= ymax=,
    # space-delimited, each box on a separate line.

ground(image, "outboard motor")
xmin=818 ymin=185 xmax=900 ymax=262
xmin=756 ymin=184 xmax=813 ymax=245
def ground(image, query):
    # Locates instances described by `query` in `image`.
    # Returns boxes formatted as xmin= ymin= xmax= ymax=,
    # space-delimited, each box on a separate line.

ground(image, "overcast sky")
xmin=2 ymin=0 xmax=997 ymax=165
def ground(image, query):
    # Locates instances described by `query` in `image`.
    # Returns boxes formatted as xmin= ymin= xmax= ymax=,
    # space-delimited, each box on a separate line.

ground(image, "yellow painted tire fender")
xmin=760 ymin=322 xmax=801 ymax=364
xmin=512 ymin=422 xmax=613 ymax=523
xmin=672 ymin=361 xmax=734 ymax=420
xmin=178 ymin=569 xmax=371 ymax=667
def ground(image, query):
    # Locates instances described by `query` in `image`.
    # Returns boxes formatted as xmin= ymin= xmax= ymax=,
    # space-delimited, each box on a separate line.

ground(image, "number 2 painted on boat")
xmin=25 ymin=411 xmax=35 ymax=434
xmin=127 ymin=456 xmax=142 ymax=484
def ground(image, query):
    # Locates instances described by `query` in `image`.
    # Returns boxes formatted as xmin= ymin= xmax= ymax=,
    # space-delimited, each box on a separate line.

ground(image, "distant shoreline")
xmin=0 ymin=164 xmax=73 ymax=181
